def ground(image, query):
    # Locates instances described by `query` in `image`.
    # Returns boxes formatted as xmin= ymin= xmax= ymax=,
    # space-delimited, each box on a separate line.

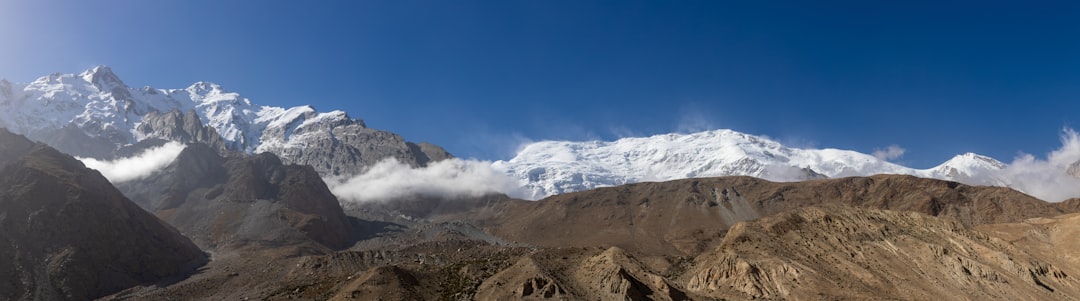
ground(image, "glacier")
xmin=493 ymin=129 xmax=1012 ymax=200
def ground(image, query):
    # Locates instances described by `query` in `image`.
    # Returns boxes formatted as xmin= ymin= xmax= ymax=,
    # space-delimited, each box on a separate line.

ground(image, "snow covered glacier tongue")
xmin=0 ymin=66 xmax=448 ymax=176
xmin=493 ymin=130 xmax=1012 ymax=200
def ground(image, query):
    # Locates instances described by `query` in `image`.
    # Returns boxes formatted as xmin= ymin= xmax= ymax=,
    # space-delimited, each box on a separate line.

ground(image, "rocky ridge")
xmin=115 ymin=143 xmax=357 ymax=255
xmin=0 ymin=66 xmax=449 ymax=175
xmin=0 ymin=128 xmax=207 ymax=301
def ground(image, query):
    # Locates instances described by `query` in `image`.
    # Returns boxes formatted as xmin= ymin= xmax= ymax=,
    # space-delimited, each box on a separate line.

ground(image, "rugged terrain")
xmin=0 ymin=66 xmax=449 ymax=176
xmin=469 ymin=175 xmax=1074 ymax=256
xmin=0 ymin=129 xmax=206 ymax=301
xmin=115 ymin=143 xmax=357 ymax=255
xmin=101 ymin=174 xmax=1080 ymax=301
xmin=6 ymin=67 xmax=1080 ymax=300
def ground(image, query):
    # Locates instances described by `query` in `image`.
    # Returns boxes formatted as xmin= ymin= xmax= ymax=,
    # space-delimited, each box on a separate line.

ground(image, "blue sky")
xmin=2 ymin=1 xmax=1079 ymax=167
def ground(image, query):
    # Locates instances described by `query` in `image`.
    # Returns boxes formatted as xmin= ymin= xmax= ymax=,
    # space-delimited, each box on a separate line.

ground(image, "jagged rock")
xmin=409 ymin=141 xmax=453 ymax=166
xmin=475 ymin=256 xmax=569 ymax=300
xmin=0 ymin=66 xmax=451 ymax=177
xmin=574 ymin=247 xmax=688 ymax=301
xmin=116 ymin=143 xmax=355 ymax=254
xmin=135 ymin=109 xmax=229 ymax=155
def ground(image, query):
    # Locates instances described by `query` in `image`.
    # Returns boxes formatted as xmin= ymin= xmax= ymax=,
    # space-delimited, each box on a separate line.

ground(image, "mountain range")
xmin=0 ymin=66 xmax=449 ymax=177
xmin=7 ymin=67 xmax=1080 ymax=300
xmin=5 ymin=66 xmax=1078 ymax=203
xmin=494 ymin=129 xmax=1057 ymax=200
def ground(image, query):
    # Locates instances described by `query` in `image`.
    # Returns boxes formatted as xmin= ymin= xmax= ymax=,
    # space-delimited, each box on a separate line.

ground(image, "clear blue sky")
xmin=2 ymin=1 xmax=1078 ymax=167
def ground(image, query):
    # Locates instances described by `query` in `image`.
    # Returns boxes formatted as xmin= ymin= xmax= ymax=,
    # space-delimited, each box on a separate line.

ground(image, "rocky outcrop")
xmin=573 ymin=247 xmax=687 ymax=301
xmin=330 ymin=266 xmax=423 ymax=301
xmin=475 ymin=256 xmax=569 ymax=300
xmin=0 ymin=128 xmax=207 ymax=301
xmin=409 ymin=142 xmax=453 ymax=166
xmin=135 ymin=109 xmax=229 ymax=155
xmin=116 ymin=143 xmax=356 ymax=254
xmin=259 ymin=116 xmax=434 ymax=176
xmin=683 ymin=206 xmax=1080 ymax=300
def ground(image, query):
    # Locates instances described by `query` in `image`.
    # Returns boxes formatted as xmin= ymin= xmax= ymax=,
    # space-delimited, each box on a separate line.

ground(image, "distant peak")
xmin=79 ymin=65 xmax=126 ymax=89
xmin=946 ymin=152 xmax=1006 ymax=169
xmin=187 ymin=81 xmax=223 ymax=94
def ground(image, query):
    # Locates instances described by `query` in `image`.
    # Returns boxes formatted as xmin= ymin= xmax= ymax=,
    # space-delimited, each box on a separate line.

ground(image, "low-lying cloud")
xmin=77 ymin=142 xmax=186 ymax=183
xmin=326 ymin=158 xmax=521 ymax=203
xmin=998 ymin=129 xmax=1080 ymax=202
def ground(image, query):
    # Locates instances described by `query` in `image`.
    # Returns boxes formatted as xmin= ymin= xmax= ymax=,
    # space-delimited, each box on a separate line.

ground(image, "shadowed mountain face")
xmin=470 ymin=175 xmax=1075 ymax=256
xmin=0 ymin=129 xmax=207 ymax=301
xmin=116 ymin=143 xmax=356 ymax=255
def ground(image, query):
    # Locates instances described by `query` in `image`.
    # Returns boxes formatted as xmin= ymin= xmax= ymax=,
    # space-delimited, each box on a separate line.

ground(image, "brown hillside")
xmin=683 ymin=205 xmax=1080 ymax=300
xmin=0 ymin=129 xmax=207 ymax=301
xmin=473 ymin=175 xmax=1073 ymax=255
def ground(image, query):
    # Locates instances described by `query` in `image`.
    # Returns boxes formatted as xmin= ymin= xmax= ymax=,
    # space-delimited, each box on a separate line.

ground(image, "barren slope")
xmin=684 ymin=206 xmax=1080 ymax=300
xmin=472 ymin=175 xmax=1072 ymax=256
xmin=0 ymin=129 xmax=207 ymax=301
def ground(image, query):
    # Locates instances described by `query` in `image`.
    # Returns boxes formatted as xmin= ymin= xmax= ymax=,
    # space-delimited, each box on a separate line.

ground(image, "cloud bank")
xmin=77 ymin=142 xmax=186 ymax=183
xmin=326 ymin=158 xmax=521 ymax=203
xmin=999 ymin=129 xmax=1080 ymax=202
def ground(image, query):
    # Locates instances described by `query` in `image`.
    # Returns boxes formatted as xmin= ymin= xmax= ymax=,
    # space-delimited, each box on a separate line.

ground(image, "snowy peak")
xmin=184 ymin=81 xmax=252 ymax=106
xmin=937 ymin=152 xmax=1007 ymax=171
xmin=0 ymin=66 xmax=443 ymax=176
xmin=496 ymin=129 xmax=1017 ymax=199
xmin=186 ymin=81 xmax=222 ymax=95
xmin=926 ymin=152 xmax=1007 ymax=186
xmin=79 ymin=65 xmax=127 ymax=91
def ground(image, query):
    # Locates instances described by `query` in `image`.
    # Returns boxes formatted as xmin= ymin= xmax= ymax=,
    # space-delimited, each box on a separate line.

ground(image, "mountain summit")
xmin=0 ymin=66 xmax=449 ymax=176
xmin=494 ymin=129 xmax=1017 ymax=199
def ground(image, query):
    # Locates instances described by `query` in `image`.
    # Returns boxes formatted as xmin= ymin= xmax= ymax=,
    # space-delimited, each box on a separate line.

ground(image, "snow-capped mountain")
xmin=493 ymin=130 xmax=1009 ymax=199
xmin=0 ymin=66 xmax=448 ymax=176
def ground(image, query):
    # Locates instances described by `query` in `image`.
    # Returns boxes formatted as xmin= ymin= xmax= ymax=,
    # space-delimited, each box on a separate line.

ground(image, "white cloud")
xmin=998 ymin=128 xmax=1080 ymax=202
xmin=872 ymin=145 xmax=906 ymax=161
xmin=326 ymin=158 xmax=522 ymax=203
xmin=77 ymin=142 xmax=186 ymax=183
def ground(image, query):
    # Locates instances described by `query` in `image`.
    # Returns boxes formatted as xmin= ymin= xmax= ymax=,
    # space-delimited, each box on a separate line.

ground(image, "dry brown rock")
xmin=474 ymin=175 xmax=1074 ymax=256
xmin=0 ymin=129 xmax=206 ymax=301
xmin=330 ymin=266 xmax=423 ymax=301
xmin=683 ymin=206 xmax=1080 ymax=300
